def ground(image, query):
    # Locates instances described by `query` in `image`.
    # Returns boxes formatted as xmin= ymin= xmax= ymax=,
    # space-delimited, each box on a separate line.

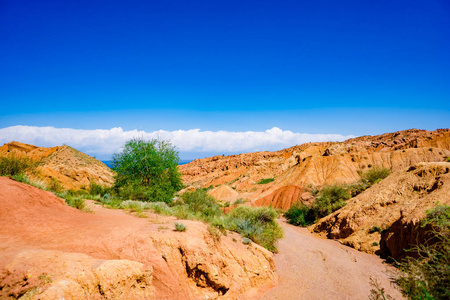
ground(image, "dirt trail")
xmin=259 ymin=220 xmax=404 ymax=300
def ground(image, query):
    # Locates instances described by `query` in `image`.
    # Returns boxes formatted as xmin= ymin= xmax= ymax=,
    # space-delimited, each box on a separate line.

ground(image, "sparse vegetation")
xmin=179 ymin=189 xmax=222 ymax=220
xmin=232 ymin=198 xmax=245 ymax=205
xmin=242 ymin=237 xmax=251 ymax=245
xmin=286 ymin=185 xmax=351 ymax=226
xmin=369 ymin=277 xmax=394 ymax=300
xmin=135 ymin=188 xmax=284 ymax=252
xmin=285 ymin=167 xmax=392 ymax=227
xmin=309 ymin=184 xmax=351 ymax=220
xmin=445 ymin=156 xmax=450 ymax=162
xmin=223 ymin=206 xmax=283 ymax=252
xmin=208 ymin=224 xmax=222 ymax=243
xmin=395 ymin=204 xmax=450 ymax=300
xmin=174 ymin=222 xmax=187 ymax=232
xmin=369 ymin=226 xmax=381 ymax=234
xmin=89 ymin=181 xmax=111 ymax=197
xmin=64 ymin=195 xmax=87 ymax=211
xmin=0 ymin=155 xmax=37 ymax=177
xmin=286 ymin=184 xmax=351 ymax=226
xmin=360 ymin=166 xmax=391 ymax=186
xmin=257 ymin=177 xmax=275 ymax=184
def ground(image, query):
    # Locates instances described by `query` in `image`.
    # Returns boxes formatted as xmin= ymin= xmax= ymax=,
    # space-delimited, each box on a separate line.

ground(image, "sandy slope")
xmin=259 ymin=220 xmax=404 ymax=300
xmin=0 ymin=177 xmax=276 ymax=299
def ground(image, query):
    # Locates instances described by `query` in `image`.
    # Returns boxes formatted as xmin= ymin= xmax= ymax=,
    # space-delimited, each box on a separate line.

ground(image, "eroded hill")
xmin=311 ymin=162 xmax=450 ymax=257
xmin=180 ymin=129 xmax=450 ymax=210
xmin=0 ymin=177 xmax=276 ymax=299
xmin=0 ymin=141 xmax=114 ymax=189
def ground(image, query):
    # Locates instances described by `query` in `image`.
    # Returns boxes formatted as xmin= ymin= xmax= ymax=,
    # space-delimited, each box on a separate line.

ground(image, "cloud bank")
xmin=0 ymin=126 xmax=355 ymax=159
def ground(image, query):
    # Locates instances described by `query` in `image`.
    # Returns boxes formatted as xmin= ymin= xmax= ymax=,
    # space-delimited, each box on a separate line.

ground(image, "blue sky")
xmin=1 ymin=0 xmax=449 ymax=159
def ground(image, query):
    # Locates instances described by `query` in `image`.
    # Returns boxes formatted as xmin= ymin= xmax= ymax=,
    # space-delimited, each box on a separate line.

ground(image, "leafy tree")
xmin=112 ymin=138 xmax=183 ymax=203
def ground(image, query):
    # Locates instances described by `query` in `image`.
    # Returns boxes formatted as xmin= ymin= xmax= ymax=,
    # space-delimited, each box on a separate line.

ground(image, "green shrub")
xmin=347 ymin=181 xmax=369 ymax=197
xmin=224 ymin=206 xmax=283 ymax=252
xmin=120 ymin=200 xmax=151 ymax=212
xmin=242 ymin=237 xmax=251 ymax=245
xmin=285 ymin=185 xmax=351 ymax=225
xmin=361 ymin=166 xmax=391 ymax=186
xmin=48 ymin=177 xmax=63 ymax=193
xmin=89 ymin=181 xmax=111 ymax=197
xmin=369 ymin=226 xmax=381 ymax=234
xmin=0 ymin=155 xmax=37 ymax=176
xmin=180 ymin=189 xmax=222 ymax=221
xmin=99 ymin=196 xmax=123 ymax=209
xmin=64 ymin=196 xmax=87 ymax=211
xmin=284 ymin=203 xmax=313 ymax=227
xmin=396 ymin=205 xmax=450 ymax=299
xmin=445 ymin=156 xmax=450 ymax=162
xmin=308 ymin=185 xmax=350 ymax=222
xmin=232 ymin=198 xmax=245 ymax=205
xmin=208 ymin=224 xmax=222 ymax=243
xmin=149 ymin=202 xmax=173 ymax=215
xmin=112 ymin=138 xmax=183 ymax=203
xmin=257 ymin=177 xmax=275 ymax=184
xmin=174 ymin=222 xmax=187 ymax=232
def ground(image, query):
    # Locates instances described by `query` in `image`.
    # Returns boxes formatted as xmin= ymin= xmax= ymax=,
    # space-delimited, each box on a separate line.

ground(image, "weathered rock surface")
xmin=0 ymin=141 xmax=114 ymax=189
xmin=179 ymin=129 xmax=450 ymax=209
xmin=311 ymin=162 xmax=450 ymax=255
xmin=0 ymin=177 xmax=276 ymax=299
xmin=207 ymin=185 xmax=240 ymax=203
xmin=252 ymin=185 xmax=312 ymax=210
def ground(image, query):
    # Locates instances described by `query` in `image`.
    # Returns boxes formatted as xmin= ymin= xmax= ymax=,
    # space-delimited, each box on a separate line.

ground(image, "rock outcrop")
xmin=252 ymin=185 xmax=312 ymax=210
xmin=0 ymin=177 xmax=276 ymax=299
xmin=0 ymin=141 xmax=114 ymax=189
xmin=179 ymin=129 xmax=450 ymax=209
xmin=311 ymin=162 xmax=450 ymax=255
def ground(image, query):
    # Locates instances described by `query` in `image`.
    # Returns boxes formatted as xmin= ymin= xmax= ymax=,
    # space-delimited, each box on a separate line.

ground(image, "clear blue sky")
xmin=0 ymin=0 xmax=449 ymax=158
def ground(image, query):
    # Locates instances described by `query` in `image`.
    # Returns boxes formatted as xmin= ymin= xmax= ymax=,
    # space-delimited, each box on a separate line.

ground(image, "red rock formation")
xmin=252 ymin=185 xmax=311 ymax=210
xmin=179 ymin=129 xmax=450 ymax=209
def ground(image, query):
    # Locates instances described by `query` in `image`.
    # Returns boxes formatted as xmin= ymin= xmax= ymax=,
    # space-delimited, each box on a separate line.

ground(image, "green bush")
xmin=360 ymin=166 xmax=391 ymax=186
xmin=396 ymin=205 xmax=450 ymax=299
xmin=11 ymin=173 xmax=45 ymax=190
xmin=309 ymin=185 xmax=350 ymax=221
xmin=224 ymin=206 xmax=283 ymax=252
xmin=174 ymin=222 xmax=187 ymax=232
xmin=284 ymin=203 xmax=313 ymax=227
xmin=89 ymin=181 xmax=111 ymax=197
xmin=63 ymin=195 xmax=87 ymax=211
xmin=0 ymin=155 xmax=37 ymax=176
xmin=120 ymin=200 xmax=151 ymax=212
xmin=180 ymin=189 xmax=222 ymax=220
xmin=369 ymin=226 xmax=381 ymax=234
xmin=112 ymin=138 xmax=183 ymax=203
xmin=149 ymin=202 xmax=173 ymax=215
xmin=257 ymin=177 xmax=275 ymax=184
xmin=347 ymin=181 xmax=369 ymax=197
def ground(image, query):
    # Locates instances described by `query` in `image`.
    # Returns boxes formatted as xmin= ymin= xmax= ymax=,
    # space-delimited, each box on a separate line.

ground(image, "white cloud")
xmin=0 ymin=125 xmax=355 ymax=159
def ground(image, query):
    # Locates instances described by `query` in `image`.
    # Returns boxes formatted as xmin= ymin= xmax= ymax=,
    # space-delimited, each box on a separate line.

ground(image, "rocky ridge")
xmin=0 ymin=141 xmax=114 ymax=189
xmin=311 ymin=162 xmax=450 ymax=257
xmin=180 ymin=129 xmax=450 ymax=209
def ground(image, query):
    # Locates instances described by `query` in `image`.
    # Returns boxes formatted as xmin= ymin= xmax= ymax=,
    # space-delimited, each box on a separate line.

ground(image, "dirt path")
xmin=259 ymin=220 xmax=404 ymax=300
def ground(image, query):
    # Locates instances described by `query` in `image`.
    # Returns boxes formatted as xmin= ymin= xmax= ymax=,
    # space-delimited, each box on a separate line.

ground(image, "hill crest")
xmin=0 ymin=141 xmax=114 ymax=189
